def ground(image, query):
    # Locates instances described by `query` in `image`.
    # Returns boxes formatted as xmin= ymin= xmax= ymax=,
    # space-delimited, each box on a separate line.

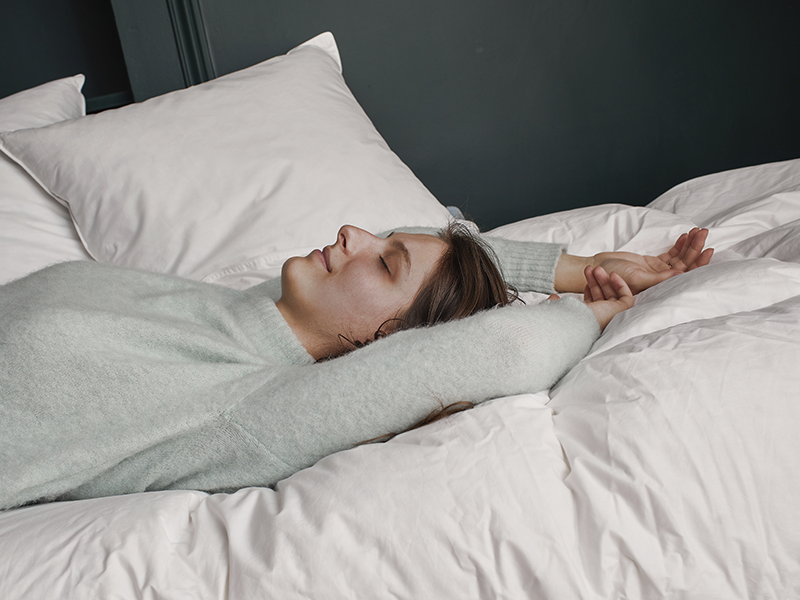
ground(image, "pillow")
xmin=0 ymin=33 xmax=452 ymax=289
xmin=0 ymin=75 xmax=92 ymax=285
xmin=0 ymin=75 xmax=85 ymax=130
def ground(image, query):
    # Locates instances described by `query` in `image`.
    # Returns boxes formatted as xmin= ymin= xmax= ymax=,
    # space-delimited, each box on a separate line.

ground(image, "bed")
xmin=1 ymin=33 xmax=799 ymax=599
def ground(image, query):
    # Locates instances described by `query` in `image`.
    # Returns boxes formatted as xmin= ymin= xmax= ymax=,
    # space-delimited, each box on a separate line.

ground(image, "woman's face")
xmin=277 ymin=225 xmax=447 ymax=357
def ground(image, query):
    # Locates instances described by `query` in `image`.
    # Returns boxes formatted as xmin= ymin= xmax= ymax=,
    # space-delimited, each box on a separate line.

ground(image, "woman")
xmin=0 ymin=224 xmax=711 ymax=510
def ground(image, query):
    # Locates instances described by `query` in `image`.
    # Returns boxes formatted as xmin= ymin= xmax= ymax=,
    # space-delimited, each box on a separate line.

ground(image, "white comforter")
xmin=2 ymin=159 xmax=800 ymax=599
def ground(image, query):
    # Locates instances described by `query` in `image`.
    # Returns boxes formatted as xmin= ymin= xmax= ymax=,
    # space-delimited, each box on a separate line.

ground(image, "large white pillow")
xmin=0 ymin=33 xmax=451 ymax=288
xmin=0 ymin=75 xmax=92 ymax=285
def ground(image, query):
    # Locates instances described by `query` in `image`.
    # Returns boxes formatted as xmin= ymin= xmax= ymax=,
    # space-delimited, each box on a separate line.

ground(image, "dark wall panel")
xmin=0 ymin=0 xmax=131 ymax=109
xmin=198 ymin=0 xmax=800 ymax=229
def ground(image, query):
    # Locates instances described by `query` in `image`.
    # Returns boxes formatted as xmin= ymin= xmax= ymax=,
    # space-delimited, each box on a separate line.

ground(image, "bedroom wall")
xmin=191 ymin=0 xmax=800 ymax=229
xmin=0 ymin=0 xmax=132 ymax=113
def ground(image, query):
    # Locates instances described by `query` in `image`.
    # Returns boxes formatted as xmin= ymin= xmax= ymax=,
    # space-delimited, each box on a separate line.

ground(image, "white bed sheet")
xmin=2 ymin=154 xmax=800 ymax=597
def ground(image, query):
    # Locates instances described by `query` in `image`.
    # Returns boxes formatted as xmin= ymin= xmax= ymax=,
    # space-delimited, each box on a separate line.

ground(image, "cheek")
xmin=334 ymin=269 xmax=410 ymax=323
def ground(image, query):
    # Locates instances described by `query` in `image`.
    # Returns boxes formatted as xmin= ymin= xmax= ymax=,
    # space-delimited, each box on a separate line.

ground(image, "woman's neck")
xmin=275 ymin=297 xmax=331 ymax=361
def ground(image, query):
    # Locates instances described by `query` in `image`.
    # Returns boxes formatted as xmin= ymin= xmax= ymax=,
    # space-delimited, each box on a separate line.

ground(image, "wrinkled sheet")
xmin=2 ymin=158 xmax=800 ymax=599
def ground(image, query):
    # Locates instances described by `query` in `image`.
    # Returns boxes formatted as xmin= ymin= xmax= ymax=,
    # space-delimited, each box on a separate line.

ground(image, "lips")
xmin=321 ymin=246 xmax=332 ymax=272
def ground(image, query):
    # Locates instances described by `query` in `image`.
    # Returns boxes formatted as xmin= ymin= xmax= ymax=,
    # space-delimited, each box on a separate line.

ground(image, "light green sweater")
xmin=0 ymin=237 xmax=599 ymax=510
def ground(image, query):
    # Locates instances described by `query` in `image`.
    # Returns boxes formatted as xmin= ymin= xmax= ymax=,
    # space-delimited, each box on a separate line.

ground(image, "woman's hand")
xmin=554 ymin=228 xmax=714 ymax=295
xmin=582 ymin=265 xmax=635 ymax=331
xmin=593 ymin=228 xmax=714 ymax=294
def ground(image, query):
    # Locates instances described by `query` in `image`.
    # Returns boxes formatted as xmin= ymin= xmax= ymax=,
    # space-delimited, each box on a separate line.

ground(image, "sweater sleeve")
xmin=482 ymin=234 xmax=563 ymax=294
xmin=385 ymin=225 xmax=564 ymax=294
xmin=230 ymin=296 xmax=600 ymax=475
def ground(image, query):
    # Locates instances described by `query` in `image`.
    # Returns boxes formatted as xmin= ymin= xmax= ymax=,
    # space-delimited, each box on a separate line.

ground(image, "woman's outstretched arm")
xmin=393 ymin=226 xmax=713 ymax=295
xmin=553 ymin=228 xmax=714 ymax=294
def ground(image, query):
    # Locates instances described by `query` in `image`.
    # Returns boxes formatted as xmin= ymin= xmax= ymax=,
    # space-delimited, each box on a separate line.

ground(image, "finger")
xmin=584 ymin=266 xmax=606 ymax=302
xmin=657 ymin=232 xmax=688 ymax=263
xmin=609 ymin=272 xmax=634 ymax=307
xmin=687 ymin=247 xmax=714 ymax=270
xmin=663 ymin=228 xmax=705 ymax=272
xmin=679 ymin=228 xmax=708 ymax=267
xmin=594 ymin=266 xmax=618 ymax=301
xmin=548 ymin=294 xmax=561 ymax=301
xmin=665 ymin=256 xmax=687 ymax=272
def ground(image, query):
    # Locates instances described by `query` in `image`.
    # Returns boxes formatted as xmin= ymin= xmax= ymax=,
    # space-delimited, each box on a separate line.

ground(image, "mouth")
xmin=320 ymin=247 xmax=331 ymax=272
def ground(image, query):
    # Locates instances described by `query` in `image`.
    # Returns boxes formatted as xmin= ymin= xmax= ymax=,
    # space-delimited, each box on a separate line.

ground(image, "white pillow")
xmin=0 ymin=75 xmax=92 ymax=285
xmin=0 ymin=33 xmax=451 ymax=288
xmin=0 ymin=75 xmax=86 ymax=130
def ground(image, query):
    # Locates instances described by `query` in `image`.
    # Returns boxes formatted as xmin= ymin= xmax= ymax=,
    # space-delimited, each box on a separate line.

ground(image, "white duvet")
xmin=2 ymin=160 xmax=800 ymax=599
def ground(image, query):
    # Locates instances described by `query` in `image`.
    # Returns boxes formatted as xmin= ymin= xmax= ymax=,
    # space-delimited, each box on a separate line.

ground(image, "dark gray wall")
xmin=0 ymin=0 xmax=131 ymax=111
xmin=197 ymin=0 xmax=800 ymax=229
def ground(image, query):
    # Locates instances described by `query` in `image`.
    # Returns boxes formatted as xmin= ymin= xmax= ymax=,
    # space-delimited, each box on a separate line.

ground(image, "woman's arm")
xmin=233 ymin=296 xmax=601 ymax=472
xmin=389 ymin=224 xmax=713 ymax=296
xmin=553 ymin=228 xmax=714 ymax=294
xmin=485 ymin=227 xmax=713 ymax=295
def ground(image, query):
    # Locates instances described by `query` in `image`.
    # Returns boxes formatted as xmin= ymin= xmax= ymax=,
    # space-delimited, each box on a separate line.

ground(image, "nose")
xmin=337 ymin=225 xmax=381 ymax=256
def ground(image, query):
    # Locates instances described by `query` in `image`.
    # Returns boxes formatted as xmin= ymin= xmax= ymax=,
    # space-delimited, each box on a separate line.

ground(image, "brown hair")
xmin=394 ymin=221 xmax=518 ymax=331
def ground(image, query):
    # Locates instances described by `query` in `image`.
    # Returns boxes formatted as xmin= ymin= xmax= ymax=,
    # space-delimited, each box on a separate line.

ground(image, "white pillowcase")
xmin=0 ymin=75 xmax=92 ymax=285
xmin=0 ymin=75 xmax=86 ymax=130
xmin=0 ymin=33 xmax=451 ymax=288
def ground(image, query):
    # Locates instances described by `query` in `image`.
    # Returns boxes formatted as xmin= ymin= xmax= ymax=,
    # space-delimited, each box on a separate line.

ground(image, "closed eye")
xmin=380 ymin=256 xmax=391 ymax=275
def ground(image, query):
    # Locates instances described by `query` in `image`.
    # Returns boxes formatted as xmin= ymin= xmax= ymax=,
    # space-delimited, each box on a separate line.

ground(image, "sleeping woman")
xmin=0 ymin=224 xmax=712 ymax=510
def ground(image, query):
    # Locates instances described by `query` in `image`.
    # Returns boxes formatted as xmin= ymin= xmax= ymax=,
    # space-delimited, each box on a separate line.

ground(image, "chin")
xmin=278 ymin=256 xmax=301 ymax=294
xmin=280 ymin=254 xmax=311 ymax=281
xmin=280 ymin=255 xmax=299 ymax=274
xmin=279 ymin=255 xmax=321 ymax=307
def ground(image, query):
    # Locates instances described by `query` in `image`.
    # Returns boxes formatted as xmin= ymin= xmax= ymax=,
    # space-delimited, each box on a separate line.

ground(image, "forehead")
xmin=387 ymin=230 xmax=446 ymax=248
xmin=390 ymin=231 xmax=447 ymax=265
xmin=393 ymin=232 xmax=447 ymax=292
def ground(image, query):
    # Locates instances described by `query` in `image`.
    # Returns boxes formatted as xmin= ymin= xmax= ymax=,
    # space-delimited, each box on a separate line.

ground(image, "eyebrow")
xmin=386 ymin=233 xmax=411 ymax=277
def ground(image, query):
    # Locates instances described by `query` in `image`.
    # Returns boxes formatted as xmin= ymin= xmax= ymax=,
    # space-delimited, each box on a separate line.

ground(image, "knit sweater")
xmin=0 ymin=238 xmax=599 ymax=510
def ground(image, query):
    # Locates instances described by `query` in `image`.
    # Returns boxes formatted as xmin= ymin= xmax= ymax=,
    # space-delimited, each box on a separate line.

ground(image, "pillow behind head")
xmin=0 ymin=75 xmax=92 ymax=285
xmin=0 ymin=33 xmax=451 ymax=288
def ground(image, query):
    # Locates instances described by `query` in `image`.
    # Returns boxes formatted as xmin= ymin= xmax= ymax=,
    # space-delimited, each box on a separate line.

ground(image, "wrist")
xmin=554 ymin=253 xmax=595 ymax=293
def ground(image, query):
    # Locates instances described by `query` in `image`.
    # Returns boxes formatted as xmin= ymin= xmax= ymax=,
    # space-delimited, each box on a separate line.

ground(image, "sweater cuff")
xmin=483 ymin=235 xmax=564 ymax=294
